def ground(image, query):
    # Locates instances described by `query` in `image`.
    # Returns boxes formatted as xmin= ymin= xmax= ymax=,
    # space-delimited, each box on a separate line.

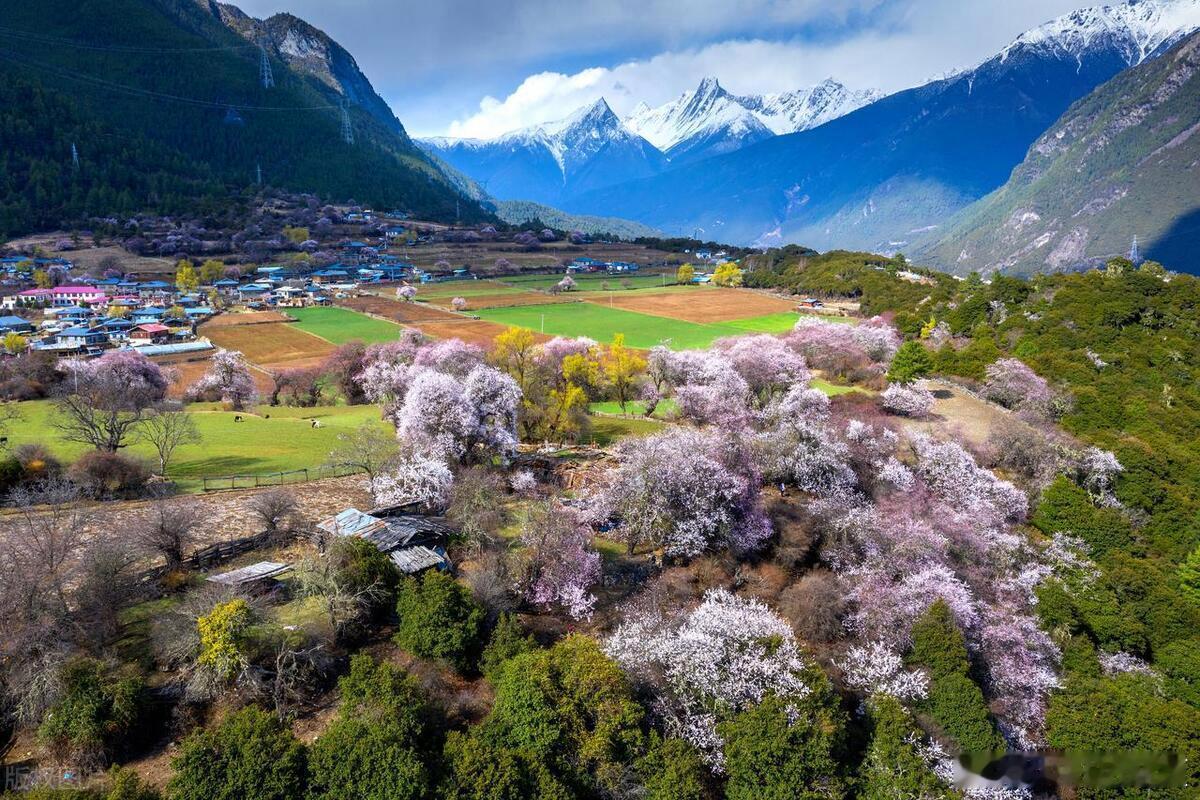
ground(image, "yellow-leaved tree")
xmin=603 ymin=333 xmax=646 ymax=414
xmin=676 ymin=263 xmax=695 ymax=285
xmin=197 ymin=598 xmax=252 ymax=685
xmin=175 ymin=259 xmax=199 ymax=294
xmin=711 ymin=262 xmax=743 ymax=287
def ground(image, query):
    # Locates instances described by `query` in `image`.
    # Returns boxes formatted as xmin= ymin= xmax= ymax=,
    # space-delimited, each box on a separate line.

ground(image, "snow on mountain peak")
xmin=999 ymin=0 xmax=1200 ymax=65
xmin=624 ymin=76 xmax=880 ymax=157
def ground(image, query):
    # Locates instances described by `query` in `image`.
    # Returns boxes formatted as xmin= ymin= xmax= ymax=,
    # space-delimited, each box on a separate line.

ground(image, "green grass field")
xmin=476 ymin=303 xmax=795 ymax=350
xmin=5 ymin=400 xmax=390 ymax=492
xmin=500 ymin=272 xmax=675 ymax=291
xmin=288 ymin=306 xmax=404 ymax=345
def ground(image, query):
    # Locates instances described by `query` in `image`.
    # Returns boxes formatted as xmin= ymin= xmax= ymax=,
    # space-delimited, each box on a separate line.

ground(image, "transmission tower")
xmin=71 ymin=142 xmax=79 ymax=170
xmin=259 ymin=43 xmax=275 ymax=89
xmin=1129 ymin=235 xmax=1141 ymax=264
xmin=340 ymin=101 xmax=354 ymax=145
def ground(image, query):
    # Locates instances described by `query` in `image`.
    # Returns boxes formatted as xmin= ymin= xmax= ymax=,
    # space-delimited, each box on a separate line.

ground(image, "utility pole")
xmin=259 ymin=43 xmax=275 ymax=89
xmin=340 ymin=101 xmax=354 ymax=145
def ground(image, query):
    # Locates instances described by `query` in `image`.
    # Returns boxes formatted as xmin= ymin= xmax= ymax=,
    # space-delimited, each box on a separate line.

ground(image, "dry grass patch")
xmin=207 ymin=322 xmax=335 ymax=365
xmin=590 ymin=287 xmax=796 ymax=323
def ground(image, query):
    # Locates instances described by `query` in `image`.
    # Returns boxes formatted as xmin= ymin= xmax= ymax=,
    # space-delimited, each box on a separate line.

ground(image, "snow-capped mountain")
xmin=624 ymin=78 xmax=774 ymax=164
xmin=419 ymin=99 xmax=667 ymax=206
xmin=624 ymin=77 xmax=881 ymax=164
xmin=566 ymin=0 xmax=1200 ymax=253
xmin=997 ymin=0 xmax=1200 ymax=65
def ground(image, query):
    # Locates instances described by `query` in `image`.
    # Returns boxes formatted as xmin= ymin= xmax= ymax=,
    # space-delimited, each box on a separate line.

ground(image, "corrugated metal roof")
xmin=207 ymin=561 xmax=290 ymax=585
xmin=317 ymin=508 xmax=386 ymax=538
xmin=389 ymin=546 xmax=445 ymax=574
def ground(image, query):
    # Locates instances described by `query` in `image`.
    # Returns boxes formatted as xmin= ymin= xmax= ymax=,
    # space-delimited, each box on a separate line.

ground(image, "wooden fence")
xmin=133 ymin=527 xmax=299 ymax=589
xmin=201 ymin=463 xmax=362 ymax=492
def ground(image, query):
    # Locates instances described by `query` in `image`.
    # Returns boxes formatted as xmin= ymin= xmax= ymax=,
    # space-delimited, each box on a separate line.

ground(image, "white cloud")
xmin=440 ymin=0 xmax=1082 ymax=139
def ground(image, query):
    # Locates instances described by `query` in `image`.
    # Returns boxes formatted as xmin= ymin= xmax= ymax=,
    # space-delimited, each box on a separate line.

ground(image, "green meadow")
xmin=5 ymin=401 xmax=390 ymax=491
xmin=287 ymin=306 xmax=404 ymax=345
xmin=476 ymin=303 xmax=797 ymax=349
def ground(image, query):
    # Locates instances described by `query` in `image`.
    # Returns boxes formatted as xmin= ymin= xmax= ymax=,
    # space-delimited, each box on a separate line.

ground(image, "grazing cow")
xmin=234 ymin=415 xmax=244 ymax=423
xmin=311 ymin=419 xmax=321 ymax=429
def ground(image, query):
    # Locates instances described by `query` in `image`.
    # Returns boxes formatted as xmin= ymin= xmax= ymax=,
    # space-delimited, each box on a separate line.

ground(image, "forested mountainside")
xmin=920 ymin=31 xmax=1200 ymax=276
xmin=566 ymin=0 xmax=1200 ymax=253
xmin=0 ymin=0 xmax=489 ymax=235
xmin=494 ymin=200 xmax=663 ymax=238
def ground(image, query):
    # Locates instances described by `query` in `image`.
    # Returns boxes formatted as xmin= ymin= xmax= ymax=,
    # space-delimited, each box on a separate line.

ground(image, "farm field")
xmin=3 ymin=400 xmax=390 ymax=492
xmin=207 ymin=321 xmax=335 ymax=365
xmin=475 ymin=302 xmax=798 ymax=349
xmin=501 ymin=271 xmax=674 ymax=291
xmin=426 ymin=291 xmax=569 ymax=310
xmin=591 ymin=286 xmax=797 ymax=323
xmin=338 ymin=294 xmax=462 ymax=324
xmin=288 ymin=306 xmax=405 ymax=345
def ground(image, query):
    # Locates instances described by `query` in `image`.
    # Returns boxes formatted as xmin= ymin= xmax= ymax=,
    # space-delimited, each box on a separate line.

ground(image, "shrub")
xmin=1032 ymin=476 xmax=1133 ymax=557
xmin=719 ymin=693 xmax=846 ymax=800
xmin=859 ymin=696 xmax=949 ymax=800
xmin=638 ymin=734 xmax=713 ymax=800
xmin=67 ymin=451 xmax=151 ymax=498
xmin=484 ymin=635 xmax=645 ymax=793
xmin=907 ymin=600 xmax=1004 ymax=755
xmin=479 ymin=612 xmax=536 ymax=679
xmin=38 ymin=658 xmax=146 ymax=768
xmin=13 ymin=442 xmax=63 ymax=481
xmin=394 ymin=571 xmax=485 ymax=672
xmin=440 ymin=731 xmax=566 ymax=800
xmin=168 ymin=706 xmax=305 ymax=800
xmin=308 ymin=718 xmax=429 ymax=800
xmin=327 ymin=536 xmax=399 ymax=616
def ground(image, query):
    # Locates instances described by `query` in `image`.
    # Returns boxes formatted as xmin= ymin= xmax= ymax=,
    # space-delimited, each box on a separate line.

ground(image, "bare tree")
xmin=326 ymin=422 xmax=399 ymax=505
xmin=249 ymin=488 xmax=298 ymax=536
xmin=73 ymin=540 xmax=140 ymax=652
xmin=270 ymin=640 xmax=331 ymax=719
xmin=138 ymin=403 xmax=201 ymax=476
xmin=135 ymin=501 xmax=200 ymax=569
xmin=446 ymin=466 xmax=507 ymax=556
xmin=290 ymin=551 xmax=384 ymax=642
xmin=0 ymin=481 xmax=92 ymax=726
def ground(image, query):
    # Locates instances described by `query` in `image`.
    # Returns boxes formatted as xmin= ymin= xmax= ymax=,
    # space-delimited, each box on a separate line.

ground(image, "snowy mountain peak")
xmin=999 ymin=0 xmax=1200 ymax=65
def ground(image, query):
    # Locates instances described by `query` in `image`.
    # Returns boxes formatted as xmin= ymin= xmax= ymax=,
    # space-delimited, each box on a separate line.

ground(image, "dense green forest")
xmin=0 ymin=0 xmax=488 ymax=234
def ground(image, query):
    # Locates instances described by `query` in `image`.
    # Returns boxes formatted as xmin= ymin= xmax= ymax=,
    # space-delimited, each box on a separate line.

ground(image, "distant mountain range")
xmin=916 ymin=29 xmax=1200 ymax=275
xmin=419 ymin=77 xmax=880 ymax=206
xmin=420 ymin=99 xmax=668 ymax=207
xmin=562 ymin=0 xmax=1200 ymax=258
xmin=624 ymin=77 xmax=882 ymax=165
xmin=0 ymin=0 xmax=490 ymax=234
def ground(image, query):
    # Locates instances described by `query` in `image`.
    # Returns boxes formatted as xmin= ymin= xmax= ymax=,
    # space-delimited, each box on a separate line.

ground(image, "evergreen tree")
xmin=887 ymin=341 xmax=934 ymax=384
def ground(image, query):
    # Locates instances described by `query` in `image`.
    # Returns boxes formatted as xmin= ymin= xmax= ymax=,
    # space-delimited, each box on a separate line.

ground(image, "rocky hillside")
xmin=917 ymin=30 xmax=1200 ymax=276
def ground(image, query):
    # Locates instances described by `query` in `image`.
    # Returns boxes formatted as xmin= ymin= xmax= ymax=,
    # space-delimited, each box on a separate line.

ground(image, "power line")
xmin=0 ymin=25 xmax=259 ymax=53
xmin=259 ymin=44 xmax=274 ymax=90
xmin=0 ymin=50 xmax=336 ymax=112
xmin=340 ymin=101 xmax=354 ymax=144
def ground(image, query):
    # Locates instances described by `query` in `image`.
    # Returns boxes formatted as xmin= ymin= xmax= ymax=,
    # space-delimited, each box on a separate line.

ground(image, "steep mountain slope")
xmin=0 ymin=0 xmax=488 ymax=228
xmin=566 ymin=0 xmax=1200 ymax=251
xmin=624 ymin=78 xmax=775 ymax=164
xmin=215 ymin=4 xmax=403 ymax=137
xmin=624 ymin=76 xmax=882 ymax=164
xmin=420 ymin=99 xmax=667 ymax=206
xmin=918 ymin=30 xmax=1200 ymax=276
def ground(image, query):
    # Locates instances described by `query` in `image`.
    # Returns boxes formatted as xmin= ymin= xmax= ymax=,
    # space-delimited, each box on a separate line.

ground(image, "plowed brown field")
xmin=586 ymin=287 xmax=795 ymax=323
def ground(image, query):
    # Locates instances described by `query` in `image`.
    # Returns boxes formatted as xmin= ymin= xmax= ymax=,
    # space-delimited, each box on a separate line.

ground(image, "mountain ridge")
xmin=562 ymin=0 xmax=1200 ymax=251
xmin=915 ymin=28 xmax=1200 ymax=275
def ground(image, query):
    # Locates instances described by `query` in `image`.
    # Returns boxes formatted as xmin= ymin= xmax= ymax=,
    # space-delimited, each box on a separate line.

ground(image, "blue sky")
xmin=237 ymin=0 xmax=1083 ymax=138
